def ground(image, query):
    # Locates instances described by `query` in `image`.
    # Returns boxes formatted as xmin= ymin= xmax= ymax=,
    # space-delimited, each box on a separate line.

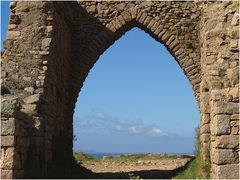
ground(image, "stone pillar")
xmin=1 ymin=1 xmax=56 ymax=178
xmin=1 ymin=97 xmax=22 ymax=178
xmin=200 ymin=1 xmax=239 ymax=178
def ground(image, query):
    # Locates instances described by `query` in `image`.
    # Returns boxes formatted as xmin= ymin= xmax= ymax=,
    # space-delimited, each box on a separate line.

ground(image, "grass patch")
xmin=174 ymin=154 xmax=210 ymax=179
xmin=173 ymin=126 xmax=211 ymax=179
xmin=102 ymin=153 xmax=192 ymax=163
xmin=183 ymin=19 xmax=192 ymax=27
xmin=74 ymin=152 xmax=99 ymax=162
xmin=184 ymin=40 xmax=194 ymax=49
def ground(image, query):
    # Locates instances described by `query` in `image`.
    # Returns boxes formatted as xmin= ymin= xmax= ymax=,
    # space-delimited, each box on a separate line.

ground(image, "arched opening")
xmin=72 ymin=27 xmax=200 ymax=176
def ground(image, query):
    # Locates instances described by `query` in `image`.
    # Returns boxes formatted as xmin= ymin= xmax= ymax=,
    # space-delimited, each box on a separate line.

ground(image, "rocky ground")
xmin=83 ymin=157 xmax=191 ymax=173
xmin=74 ymin=153 xmax=193 ymax=179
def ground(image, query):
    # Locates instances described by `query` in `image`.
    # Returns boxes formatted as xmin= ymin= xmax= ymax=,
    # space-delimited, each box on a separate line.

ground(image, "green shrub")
xmin=74 ymin=152 xmax=98 ymax=162
xmin=183 ymin=19 xmax=192 ymax=27
xmin=127 ymin=173 xmax=142 ymax=180
xmin=184 ymin=40 xmax=194 ymax=49
xmin=174 ymin=126 xmax=211 ymax=179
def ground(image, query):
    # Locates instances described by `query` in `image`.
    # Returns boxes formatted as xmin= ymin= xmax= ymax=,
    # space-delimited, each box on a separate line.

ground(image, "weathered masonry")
xmin=1 ymin=1 xmax=239 ymax=179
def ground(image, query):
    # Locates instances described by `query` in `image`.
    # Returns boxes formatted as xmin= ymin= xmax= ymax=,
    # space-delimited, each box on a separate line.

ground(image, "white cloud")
xmin=74 ymin=108 xmax=167 ymax=137
xmin=128 ymin=126 xmax=143 ymax=133
xmin=92 ymin=108 xmax=108 ymax=120
xmin=74 ymin=117 xmax=93 ymax=128
xmin=148 ymin=128 xmax=165 ymax=137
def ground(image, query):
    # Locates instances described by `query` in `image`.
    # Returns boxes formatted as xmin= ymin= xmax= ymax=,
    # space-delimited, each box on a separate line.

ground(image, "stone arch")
xmin=1 ymin=1 xmax=239 ymax=179
xmin=69 ymin=4 xmax=202 ymax=115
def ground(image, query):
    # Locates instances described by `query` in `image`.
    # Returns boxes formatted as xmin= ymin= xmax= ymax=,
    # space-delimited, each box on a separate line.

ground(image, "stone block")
xmin=200 ymin=134 xmax=210 ymax=143
xmin=211 ymin=89 xmax=225 ymax=101
xmin=143 ymin=16 xmax=151 ymax=26
xmin=39 ymin=51 xmax=49 ymax=55
xmin=9 ymin=14 xmax=21 ymax=24
xmin=6 ymin=31 xmax=21 ymax=40
xmin=24 ymin=87 xmax=34 ymax=95
xmin=231 ymin=126 xmax=239 ymax=135
xmin=147 ymin=19 xmax=155 ymax=29
xmin=86 ymin=5 xmax=96 ymax=13
xmin=230 ymin=39 xmax=238 ymax=48
xmin=231 ymin=13 xmax=239 ymax=26
xmin=41 ymin=38 xmax=52 ymax=50
xmin=213 ymin=101 xmax=239 ymax=114
xmin=201 ymin=113 xmax=210 ymax=125
xmin=231 ymin=114 xmax=239 ymax=120
xmin=161 ymin=31 xmax=172 ymax=42
xmin=229 ymin=87 xmax=239 ymax=101
xmin=8 ymin=24 xmax=17 ymax=30
xmin=230 ymin=120 xmax=238 ymax=127
xmin=200 ymin=124 xmax=210 ymax=134
xmin=158 ymin=29 xmax=167 ymax=39
xmin=1 ymin=98 xmax=20 ymax=118
xmin=112 ymin=18 xmax=121 ymax=29
xmin=175 ymin=47 xmax=184 ymax=57
xmin=137 ymin=13 xmax=147 ymax=23
xmin=211 ymin=148 xmax=238 ymax=164
xmin=23 ymin=94 xmax=40 ymax=104
xmin=121 ymin=10 xmax=132 ymax=22
xmin=213 ymin=135 xmax=239 ymax=148
xmin=211 ymin=164 xmax=239 ymax=179
xmin=2 ymin=147 xmax=22 ymax=170
xmin=117 ymin=15 xmax=126 ymax=26
xmin=1 ymin=170 xmax=13 ymax=179
xmin=168 ymin=39 xmax=179 ymax=50
xmin=9 ymin=2 xmax=17 ymax=9
xmin=165 ymin=35 xmax=175 ymax=46
xmin=46 ymin=25 xmax=53 ymax=33
xmin=210 ymin=81 xmax=222 ymax=89
xmin=227 ymin=67 xmax=239 ymax=83
xmin=229 ymin=27 xmax=239 ymax=39
xmin=1 ymin=147 xmax=14 ymax=169
xmin=211 ymin=114 xmax=230 ymax=135
xmin=106 ymin=22 xmax=116 ymax=32
xmin=1 ymin=118 xmax=15 ymax=135
xmin=1 ymin=136 xmax=15 ymax=146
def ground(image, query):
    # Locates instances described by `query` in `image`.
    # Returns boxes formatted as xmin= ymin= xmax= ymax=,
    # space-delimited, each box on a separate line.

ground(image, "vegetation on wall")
xmin=174 ymin=126 xmax=211 ymax=179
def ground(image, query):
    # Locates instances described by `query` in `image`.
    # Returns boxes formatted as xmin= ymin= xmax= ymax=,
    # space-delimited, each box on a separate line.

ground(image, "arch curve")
xmin=69 ymin=8 xmax=202 ymax=112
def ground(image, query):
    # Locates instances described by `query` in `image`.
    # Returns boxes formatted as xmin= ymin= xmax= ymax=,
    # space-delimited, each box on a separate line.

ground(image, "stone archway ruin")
xmin=1 ymin=1 xmax=239 ymax=179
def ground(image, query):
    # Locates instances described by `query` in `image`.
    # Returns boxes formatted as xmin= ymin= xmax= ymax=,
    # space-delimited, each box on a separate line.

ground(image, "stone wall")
xmin=1 ymin=1 xmax=52 ymax=178
xmin=1 ymin=1 xmax=239 ymax=179
xmin=199 ymin=1 xmax=239 ymax=178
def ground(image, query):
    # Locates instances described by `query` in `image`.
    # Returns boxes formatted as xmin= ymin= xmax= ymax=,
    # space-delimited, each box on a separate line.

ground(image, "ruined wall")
xmin=199 ymin=1 xmax=239 ymax=178
xmin=1 ymin=1 xmax=73 ymax=178
xmin=1 ymin=1 xmax=239 ymax=179
xmin=1 ymin=2 xmax=52 ymax=178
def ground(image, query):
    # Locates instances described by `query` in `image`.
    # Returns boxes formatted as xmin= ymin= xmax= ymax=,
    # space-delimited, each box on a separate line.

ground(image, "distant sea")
xmin=81 ymin=152 xmax=194 ymax=159
xmin=89 ymin=152 xmax=124 ymax=159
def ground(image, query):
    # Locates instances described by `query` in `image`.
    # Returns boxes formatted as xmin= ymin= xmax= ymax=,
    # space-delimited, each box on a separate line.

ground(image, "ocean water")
xmin=88 ymin=152 xmax=123 ymax=159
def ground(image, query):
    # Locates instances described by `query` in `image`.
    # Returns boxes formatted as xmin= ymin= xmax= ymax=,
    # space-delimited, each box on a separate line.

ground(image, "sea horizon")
xmin=74 ymin=150 xmax=195 ymax=159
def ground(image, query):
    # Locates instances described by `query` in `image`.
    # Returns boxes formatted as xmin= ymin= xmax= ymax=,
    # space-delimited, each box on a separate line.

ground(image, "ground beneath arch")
xmin=74 ymin=153 xmax=193 ymax=179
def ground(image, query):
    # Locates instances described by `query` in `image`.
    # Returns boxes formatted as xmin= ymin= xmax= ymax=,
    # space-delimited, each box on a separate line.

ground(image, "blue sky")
xmin=1 ymin=1 xmax=199 ymax=154
xmin=1 ymin=1 xmax=10 ymax=50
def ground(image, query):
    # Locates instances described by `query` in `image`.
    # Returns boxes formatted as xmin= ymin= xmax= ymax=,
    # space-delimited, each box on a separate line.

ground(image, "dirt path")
xmin=82 ymin=157 xmax=191 ymax=173
xmin=75 ymin=154 xmax=193 ymax=179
